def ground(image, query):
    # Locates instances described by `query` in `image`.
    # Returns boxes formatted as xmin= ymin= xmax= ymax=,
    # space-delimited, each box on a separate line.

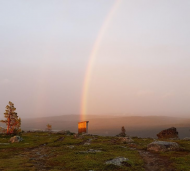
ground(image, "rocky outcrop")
xmin=147 ymin=141 xmax=179 ymax=152
xmin=9 ymin=136 xmax=23 ymax=143
xmin=157 ymin=127 xmax=178 ymax=139
xmin=105 ymin=157 xmax=129 ymax=166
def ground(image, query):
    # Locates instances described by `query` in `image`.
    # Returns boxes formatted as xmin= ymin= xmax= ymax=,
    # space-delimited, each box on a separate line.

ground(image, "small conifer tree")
xmin=0 ymin=101 xmax=21 ymax=134
xmin=46 ymin=124 xmax=52 ymax=131
xmin=121 ymin=126 xmax=126 ymax=137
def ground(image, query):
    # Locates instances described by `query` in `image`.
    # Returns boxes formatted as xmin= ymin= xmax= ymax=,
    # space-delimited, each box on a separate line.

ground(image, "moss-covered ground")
xmin=0 ymin=133 xmax=190 ymax=171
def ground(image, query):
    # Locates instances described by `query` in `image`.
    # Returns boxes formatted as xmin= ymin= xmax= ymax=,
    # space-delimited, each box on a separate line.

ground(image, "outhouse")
xmin=78 ymin=121 xmax=89 ymax=134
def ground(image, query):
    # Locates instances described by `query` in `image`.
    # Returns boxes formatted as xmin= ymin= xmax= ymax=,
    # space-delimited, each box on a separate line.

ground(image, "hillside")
xmin=1 ymin=115 xmax=189 ymax=138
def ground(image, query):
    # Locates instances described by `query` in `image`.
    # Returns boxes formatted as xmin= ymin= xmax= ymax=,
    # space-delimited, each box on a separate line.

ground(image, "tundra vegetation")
xmin=0 ymin=131 xmax=190 ymax=171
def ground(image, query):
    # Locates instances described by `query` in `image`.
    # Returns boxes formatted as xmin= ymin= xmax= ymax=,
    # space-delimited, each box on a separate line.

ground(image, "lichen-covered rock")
xmin=67 ymin=145 xmax=75 ymax=149
xmin=9 ymin=136 xmax=23 ymax=143
xmin=0 ymin=143 xmax=10 ymax=145
xmin=183 ymin=137 xmax=190 ymax=141
xmin=73 ymin=133 xmax=79 ymax=138
xmin=147 ymin=141 xmax=179 ymax=152
xmin=105 ymin=157 xmax=129 ymax=166
xmin=84 ymin=142 xmax=90 ymax=146
xmin=78 ymin=149 xmax=101 ymax=154
xmin=118 ymin=137 xmax=134 ymax=143
xmin=157 ymin=127 xmax=178 ymax=139
xmin=82 ymin=133 xmax=92 ymax=136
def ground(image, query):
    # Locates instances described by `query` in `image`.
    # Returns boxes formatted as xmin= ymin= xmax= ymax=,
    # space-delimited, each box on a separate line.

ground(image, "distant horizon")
xmin=1 ymin=113 xmax=190 ymax=138
xmin=9 ymin=114 xmax=190 ymax=119
xmin=1 ymin=111 xmax=190 ymax=120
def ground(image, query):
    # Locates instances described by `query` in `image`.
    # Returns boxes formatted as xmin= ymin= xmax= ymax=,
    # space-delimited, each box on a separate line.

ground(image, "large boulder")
xmin=9 ymin=136 xmax=23 ymax=143
xmin=157 ymin=127 xmax=178 ymax=139
xmin=147 ymin=141 xmax=179 ymax=152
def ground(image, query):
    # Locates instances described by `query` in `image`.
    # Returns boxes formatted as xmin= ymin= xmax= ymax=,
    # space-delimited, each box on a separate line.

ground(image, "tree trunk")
xmin=7 ymin=115 xmax=10 ymax=134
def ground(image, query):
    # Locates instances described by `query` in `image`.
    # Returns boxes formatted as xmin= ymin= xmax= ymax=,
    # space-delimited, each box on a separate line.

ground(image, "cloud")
xmin=0 ymin=79 xmax=11 ymax=85
xmin=136 ymin=90 xmax=154 ymax=97
xmin=162 ymin=91 xmax=175 ymax=99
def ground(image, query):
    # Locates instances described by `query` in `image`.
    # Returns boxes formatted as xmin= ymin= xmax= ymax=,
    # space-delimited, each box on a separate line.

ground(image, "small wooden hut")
xmin=78 ymin=121 xmax=89 ymax=134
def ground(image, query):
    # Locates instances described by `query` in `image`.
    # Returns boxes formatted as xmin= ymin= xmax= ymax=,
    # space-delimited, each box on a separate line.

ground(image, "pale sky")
xmin=0 ymin=0 xmax=190 ymax=119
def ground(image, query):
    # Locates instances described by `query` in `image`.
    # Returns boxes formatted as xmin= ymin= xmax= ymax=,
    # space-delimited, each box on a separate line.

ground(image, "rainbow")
xmin=80 ymin=0 xmax=122 ymax=121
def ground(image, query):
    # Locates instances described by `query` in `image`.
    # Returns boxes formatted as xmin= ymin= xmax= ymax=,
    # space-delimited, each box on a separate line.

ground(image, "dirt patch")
xmin=54 ymin=136 xmax=64 ymax=142
xmin=21 ymin=145 xmax=53 ymax=171
xmin=138 ymin=150 xmax=176 ymax=171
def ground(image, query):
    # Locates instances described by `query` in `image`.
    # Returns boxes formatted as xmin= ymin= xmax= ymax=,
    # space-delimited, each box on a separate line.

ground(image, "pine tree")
xmin=121 ymin=126 xmax=126 ymax=137
xmin=0 ymin=101 xmax=21 ymax=134
xmin=46 ymin=124 xmax=52 ymax=131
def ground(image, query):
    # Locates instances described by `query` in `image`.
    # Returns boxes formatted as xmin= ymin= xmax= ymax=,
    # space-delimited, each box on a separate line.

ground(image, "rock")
xmin=147 ymin=141 xmax=180 ymax=152
xmin=88 ymin=139 xmax=93 ymax=142
xmin=157 ymin=127 xmax=178 ymax=139
xmin=118 ymin=137 xmax=134 ymax=143
xmin=89 ymin=149 xmax=101 ymax=153
xmin=84 ymin=142 xmax=90 ymax=146
xmin=9 ymin=136 xmax=23 ymax=143
xmin=183 ymin=137 xmax=190 ymax=141
xmin=0 ymin=143 xmax=10 ymax=145
xmin=74 ymin=134 xmax=84 ymax=139
xmin=73 ymin=134 xmax=79 ymax=138
xmin=67 ymin=145 xmax=75 ymax=149
xmin=84 ymin=138 xmax=93 ymax=145
xmin=105 ymin=157 xmax=129 ymax=166
xmin=81 ymin=133 xmax=92 ymax=136
xmin=78 ymin=149 xmax=101 ymax=154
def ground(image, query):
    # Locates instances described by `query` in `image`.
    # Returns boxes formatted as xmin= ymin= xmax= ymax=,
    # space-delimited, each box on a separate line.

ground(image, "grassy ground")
xmin=159 ymin=139 xmax=190 ymax=171
xmin=0 ymin=133 xmax=190 ymax=171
